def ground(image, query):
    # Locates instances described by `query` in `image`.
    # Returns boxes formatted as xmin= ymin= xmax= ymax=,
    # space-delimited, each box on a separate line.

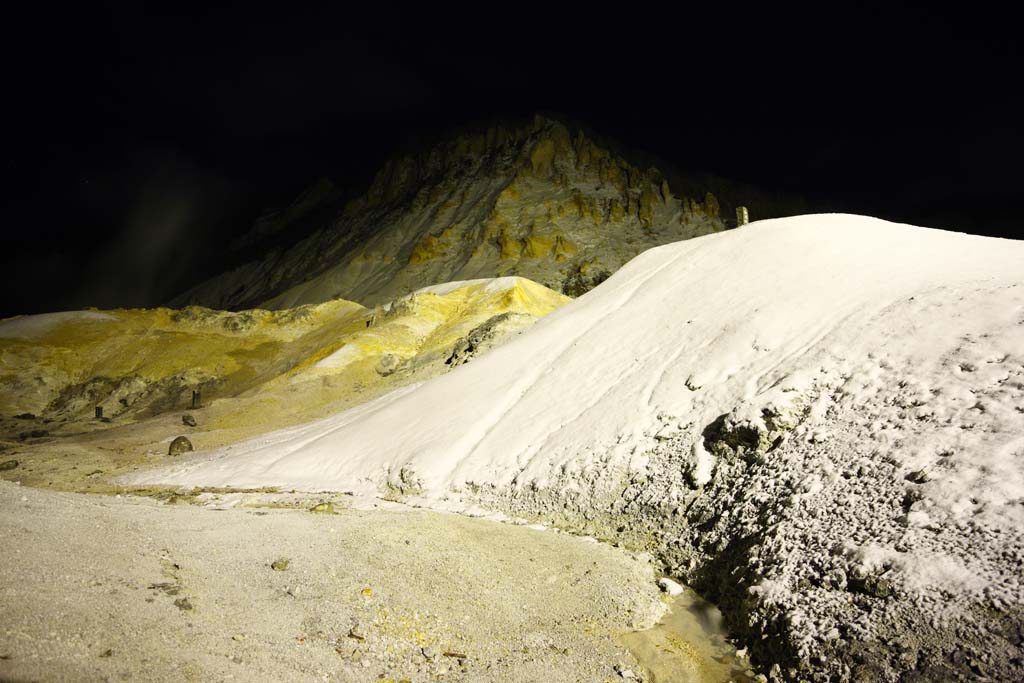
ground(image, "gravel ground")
xmin=0 ymin=481 xmax=666 ymax=683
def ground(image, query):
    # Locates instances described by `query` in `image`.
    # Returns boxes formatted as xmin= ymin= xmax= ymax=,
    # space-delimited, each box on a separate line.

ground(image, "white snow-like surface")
xmin=0 ymin=311 xmax=115 ymax=339
xmin=132 ymin=215 xmax=1024 ymax=529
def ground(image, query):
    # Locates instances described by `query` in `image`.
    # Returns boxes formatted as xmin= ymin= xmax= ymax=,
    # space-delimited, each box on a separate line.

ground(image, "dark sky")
xmin=3 ymin=2 xmax=1021 ymax=317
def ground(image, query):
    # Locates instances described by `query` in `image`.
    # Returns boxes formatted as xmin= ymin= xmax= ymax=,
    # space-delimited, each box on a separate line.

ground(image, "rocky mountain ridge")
xmin=172 ymin=115 xmax=804 ymax=310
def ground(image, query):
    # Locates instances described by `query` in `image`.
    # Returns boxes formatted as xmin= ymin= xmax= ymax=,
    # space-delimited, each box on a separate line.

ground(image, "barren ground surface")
xmin=0 ymin=481 xmax=673 ymax=683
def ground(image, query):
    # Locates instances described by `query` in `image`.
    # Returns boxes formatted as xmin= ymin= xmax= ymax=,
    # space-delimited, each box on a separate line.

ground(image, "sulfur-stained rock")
xmin=523 ymin=234 xmax=556 ymax=259
xmin=638 ymin=187 xmax=660 ymax=227
xmin=409 ymin=232 xmax=449 ymax=264
xmin=529 ymin=139 xmax=557 ymax=178
xmin=704 ymin=191 xmax=720 ymax=219
xmin=660 ymin=180 xmax=672 ymax=203
xmin=599 ymin=160 xmax=627 ymax=192
xmin=497 ymin=228 xmax=523 ymax=259
xmin=608 ymin=198 xmax=627 ymax=223
xmin=553 ymin=235 xmax=578 ymax=261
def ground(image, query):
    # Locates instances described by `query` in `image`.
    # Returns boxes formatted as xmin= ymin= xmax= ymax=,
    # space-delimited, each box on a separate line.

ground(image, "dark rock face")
xmin=561 ymin=267 xmax=611 ymax=298
xmin=168 ymin=436 xmax=193 ymax=456
xmin=445 ymin=312 xmax=526 ymax=368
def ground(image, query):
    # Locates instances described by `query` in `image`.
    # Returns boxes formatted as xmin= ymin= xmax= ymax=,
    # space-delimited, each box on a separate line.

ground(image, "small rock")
xmin=850 ymin=575 xmax=892 ymax=598
xmin=348 ymin=622 xmax=366 ymax=640
xmin=173 ymin=597 xmax=193 ymax=611
xmin=231 ymin=634 xmax=246 ymax=642
xmin=376 ymin=353 xmax=400 ymax=376
xmin=809 ymin=429 xmax=830 ymax=444
xmin=657 ymin=577 xmax=684 ymax=596
xmin=614 ymin=663 xmax=637 ymax=679
xmin=99 ymin=649 xmax=113 ymax=658
xmin=421 ymin=646 xmax=438 ymax=661
xmin=334 ymin=641 xmax=358 ymax=658
xmin=309 ymin=502 xmax=335 ymax=514
xmin=0 ymin=459 xmax=19 ymax=471
xmin=149 ymin=582 xmax=181 ymax=596
xmin=182 ymin=414 xmax=197 ymax=427
xmin=905 ymin=469 xmax=930 ymax=484
xmin=825 ymin=568 xmax=847 ymax=590
xmin=14 ymin=413 xmax=36 ymax=420
xmin=231 ymin=655 xmax=243 ymax=664
xmin=902 ymin=487 xmax=924 ymax=509
xmin=271 ymin=558 xmax=290 ymax=571
xmin=168 ymin=436 xmax=193 ymax=456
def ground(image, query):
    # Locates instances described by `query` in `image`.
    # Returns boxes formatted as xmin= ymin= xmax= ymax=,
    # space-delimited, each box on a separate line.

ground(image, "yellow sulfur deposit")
xmin=0 ymin=278 xmax=569 ymax=491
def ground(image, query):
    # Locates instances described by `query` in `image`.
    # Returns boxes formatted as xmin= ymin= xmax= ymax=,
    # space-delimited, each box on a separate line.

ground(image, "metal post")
xmin=191 ymin=390 xmax=201 ymax=409
xmin=95 ymin=406 xmax=103 ymax=419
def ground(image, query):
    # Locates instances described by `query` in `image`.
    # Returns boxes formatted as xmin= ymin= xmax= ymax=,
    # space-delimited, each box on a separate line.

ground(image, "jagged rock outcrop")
xmin=171 ymin=115 xmax=801 ymax=310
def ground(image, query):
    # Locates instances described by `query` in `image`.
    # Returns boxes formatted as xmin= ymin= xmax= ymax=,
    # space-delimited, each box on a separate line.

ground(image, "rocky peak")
xmin=170 ymin=115 xmax=799 ymax=311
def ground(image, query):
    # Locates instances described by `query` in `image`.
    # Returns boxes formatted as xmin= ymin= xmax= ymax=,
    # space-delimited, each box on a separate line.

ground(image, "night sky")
xmin=3 ymin=3 xmax=1021 ymax=317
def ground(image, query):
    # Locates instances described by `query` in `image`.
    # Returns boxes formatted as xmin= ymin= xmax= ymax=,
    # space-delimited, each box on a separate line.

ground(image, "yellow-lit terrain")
xmin=0 ymin=277 xmax=568 ymax=492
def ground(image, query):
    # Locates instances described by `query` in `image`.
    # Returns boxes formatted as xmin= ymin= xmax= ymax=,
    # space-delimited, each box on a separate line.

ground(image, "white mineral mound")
xmin=134 ymin=214 xmax=1024 ymax=524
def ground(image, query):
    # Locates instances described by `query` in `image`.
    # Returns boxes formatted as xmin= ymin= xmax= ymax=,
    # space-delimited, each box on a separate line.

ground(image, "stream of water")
xmin=621 ymin=584 xmax=757 ymax=683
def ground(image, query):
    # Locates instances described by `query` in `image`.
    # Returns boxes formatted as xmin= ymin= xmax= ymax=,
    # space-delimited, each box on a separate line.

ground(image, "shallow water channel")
xmin=622 ymin=584 xmax=756 ymax=683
